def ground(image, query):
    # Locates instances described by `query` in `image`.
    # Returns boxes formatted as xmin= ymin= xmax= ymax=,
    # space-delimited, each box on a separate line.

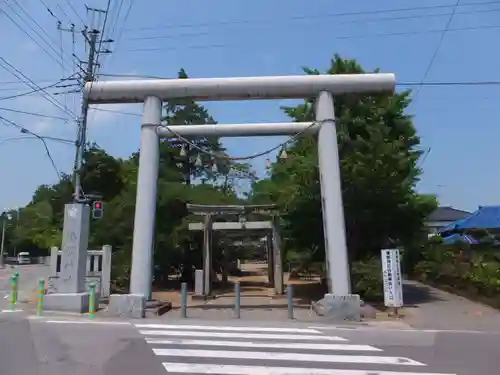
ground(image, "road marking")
xmin=41 ymin=320 xmax=131 ymax=325
xmin=309 ymin=325 xmax=498 ymax=335
xmin=152 ymin=348 xmax=425 ymax=366
xmin=140 ymin=330 xmax=347 ymax=341
xmin=145 ymin=338 xmax=381 ymax=352
xmin=136 ymin=324 xmax=321 ymax=334
xmin=162 ymin=363 xmax=456 ymax=375
xmin=1 ymin=309 xmax=23 ymax=313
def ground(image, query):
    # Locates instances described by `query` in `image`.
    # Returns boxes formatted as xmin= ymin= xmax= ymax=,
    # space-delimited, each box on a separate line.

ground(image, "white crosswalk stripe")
xmin=135 ymin=323 xmax=457 ymax=375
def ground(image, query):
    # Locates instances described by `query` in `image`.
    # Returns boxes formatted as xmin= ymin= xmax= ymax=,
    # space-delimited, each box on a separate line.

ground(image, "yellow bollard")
xmin=9 ymin=275 xmax=17 ymax=311
xmin=13 ymin=271 xmax=19 ymax=302
xmin=88 ymin=282 xmax=96 ymax=320
xmin=36 ymin=279 xmax=44 ymax=316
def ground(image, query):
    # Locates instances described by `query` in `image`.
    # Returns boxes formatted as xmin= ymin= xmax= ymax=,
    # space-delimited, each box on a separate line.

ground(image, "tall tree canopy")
xmin=251 ymin=55 xmax=436 ymax=263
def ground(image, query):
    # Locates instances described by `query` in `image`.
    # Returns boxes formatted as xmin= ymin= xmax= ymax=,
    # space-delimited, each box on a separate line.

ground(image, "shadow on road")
xmin=403 ymin=280 xmax=444 ymax=307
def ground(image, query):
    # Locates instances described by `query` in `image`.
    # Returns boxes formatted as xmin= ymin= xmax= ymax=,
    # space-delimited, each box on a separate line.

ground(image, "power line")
xmin=0 ymin=115 xmax=66 ymax=179
xmin=0 ymin=114 xmax=73 ymax=143
xmin=73 ymin=1 xmax=112 ymax=202
xmin=0 ymin=107 xmax=69 ymax=121
xmin=1 ymin=0 xmax=70 ymax=71
xmin=62 ymin=0 xmax=86 ymax=26
xmin=10 ymin=0 xmax=67 ymax=54
xmin=410 ymin=0 xmax=462 ymax=105
xmin=122 ymin=24 xmax=500 ymax=53
xmin=98 ymin=72 xmax=167 ymax=79
xmin=398 ymin=80 xmax=500 ymax=86
xmin=0 ymin=57 xmax=77 ymax=118
xmin=122 ymin=0 xmax=500 ymax=32
xmin=0 ymin=78 xmax=64 ymax=85
xmin=0 ymin=75 xmax=76 ymax=101
xmin=104 ymin=0 xmax=134 ymax=66
xmin=124 ymin=6 xmax=500 ymax=43
xmin=89 ymin=106 xmax=141 ymax=116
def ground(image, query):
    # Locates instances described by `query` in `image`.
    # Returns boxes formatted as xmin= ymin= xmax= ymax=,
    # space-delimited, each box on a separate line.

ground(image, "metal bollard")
xmin=88 ymin=282 xmax=96 ymax=320
xmin=287 ymin=284 xmax=294 ymax=320
xmin=180 ymin=282 xmax=188 ymax=318
xmin=9 ymin=275 xmax=17 ymax=311
xmin=36 ymin=279 xmax=44 ymax=316
xmin=13 ymin=272 xmax=19 ymax=302
xmin=234 ymin=281 xmax=241 ymax=319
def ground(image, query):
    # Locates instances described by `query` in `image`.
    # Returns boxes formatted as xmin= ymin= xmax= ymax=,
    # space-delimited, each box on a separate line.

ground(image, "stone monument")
xmin=44 ymin=204 xmax=91 ymax=312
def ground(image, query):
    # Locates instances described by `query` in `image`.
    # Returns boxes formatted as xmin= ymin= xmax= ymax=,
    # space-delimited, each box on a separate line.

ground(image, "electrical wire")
xmin=0 ymin=73 xmax=78 ymax=101
xmin=124 ymin=6 xmax=500 ymax=43
xmin=410 ymin=0 xmax=462 ymax=106
xmin=1 ymin=0 xmax=70 ymax=71
xmin=0 ymin=115 xmax=66 ymax=178
xmin=0 ymin=115 xmax=73 ymax=143
xmin=0 ymin=107 xmax=69 ymax=121
xmin=89 ymin=106 xmax=141 ymax=116
xmin=37 ymin=0 xmax=61 ymax=22
xmin=123 ymin=23 xmax=500 ymax=53
xmin=122 ymin=0 xmax=500 ymax=32
xmin=103 ymin=0 xmax=134 ymax=67
xmin=106 ymin=0 xmax=124 ymax=39
xmin=62 ymin=0 xmax=86 ymax=26
xmin=0 ymin=78 xmax=64 ymax=85
xmin=0 ymin=57 xmax=77 ymax=118
xmin=10 ymin=0 xmax=67 ymax=55
xmin=95 ymin=0 xmax=112 ymax=67
xmin=98 ymin=72 xmax=168 ymax=79
xmin=96 ymin=0 xmax=126 ymax=73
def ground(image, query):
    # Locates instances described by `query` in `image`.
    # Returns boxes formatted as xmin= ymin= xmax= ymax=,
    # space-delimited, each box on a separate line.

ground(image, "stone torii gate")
xmin=84 ymin=73 xmax=396 ymax=318
xmin=186 ymin=203 xmax=284 ymax=297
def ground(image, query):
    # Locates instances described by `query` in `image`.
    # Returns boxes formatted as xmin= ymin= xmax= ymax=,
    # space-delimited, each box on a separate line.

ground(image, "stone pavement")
xmin=403 ymin=280 xmax=500 ymax=331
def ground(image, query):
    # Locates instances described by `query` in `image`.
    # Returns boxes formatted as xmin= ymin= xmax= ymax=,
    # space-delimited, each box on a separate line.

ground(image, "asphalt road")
xmin=1 ymin=315 xmax=500 ymax=375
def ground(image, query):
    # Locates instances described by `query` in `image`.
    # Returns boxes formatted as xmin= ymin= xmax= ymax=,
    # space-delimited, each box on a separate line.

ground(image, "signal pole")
xmin=43 ymin=9 xmax=112 ymax=313
xmin=73 ymin=29 xmax=98 ymax=202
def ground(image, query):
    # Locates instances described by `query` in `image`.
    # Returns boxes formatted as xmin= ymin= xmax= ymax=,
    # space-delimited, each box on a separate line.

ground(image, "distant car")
xmin=17 ymin=252 xmax=31 ymax=264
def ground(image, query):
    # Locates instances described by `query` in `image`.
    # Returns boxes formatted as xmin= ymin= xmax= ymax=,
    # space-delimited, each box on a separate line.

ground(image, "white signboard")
xmin=381 ymin=249 xmax=403 ymax=307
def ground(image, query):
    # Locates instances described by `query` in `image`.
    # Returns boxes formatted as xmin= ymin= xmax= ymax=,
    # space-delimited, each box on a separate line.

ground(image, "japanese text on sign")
xmin=381 ymin=249 xmax=403 ymax=307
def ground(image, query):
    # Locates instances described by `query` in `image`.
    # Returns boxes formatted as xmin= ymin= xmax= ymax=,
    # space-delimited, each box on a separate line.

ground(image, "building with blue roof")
xmin=439 ymin=206 xmax=500 ymax=233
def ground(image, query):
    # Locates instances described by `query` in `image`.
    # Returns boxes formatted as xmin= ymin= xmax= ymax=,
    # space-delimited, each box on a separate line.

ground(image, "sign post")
xmin=381 ymin=249 xmax=404 ymax=316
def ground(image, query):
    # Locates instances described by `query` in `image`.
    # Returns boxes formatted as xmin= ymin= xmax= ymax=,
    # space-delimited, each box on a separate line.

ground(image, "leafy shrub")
xmin=413 ymin=243 xmax=500 ymax=304
xmin=351 ymin=257 xmax=384 ymax=301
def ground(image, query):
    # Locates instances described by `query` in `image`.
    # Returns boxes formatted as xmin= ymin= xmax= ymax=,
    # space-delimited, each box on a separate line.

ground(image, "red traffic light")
xmin=94 ymin=202 xmax=101 ymax=209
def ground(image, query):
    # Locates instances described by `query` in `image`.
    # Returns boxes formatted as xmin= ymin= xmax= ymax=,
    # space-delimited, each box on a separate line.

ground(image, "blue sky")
xmin=0 ymin=0 xmax=499 ymax=212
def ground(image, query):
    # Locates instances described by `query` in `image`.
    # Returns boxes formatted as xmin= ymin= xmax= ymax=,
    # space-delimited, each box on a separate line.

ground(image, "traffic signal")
xmin=92 ymin=200 xmax=103 ymax=219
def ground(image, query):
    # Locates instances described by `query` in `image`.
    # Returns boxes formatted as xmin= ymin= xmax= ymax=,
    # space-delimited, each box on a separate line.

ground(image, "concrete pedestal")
xmin=312 ymin=293 xmax=361 ymax=321
xmin=108 ymin=294 xmax=145 ymax=318
xmin=43 ymin=292 xmax=90 ymax=313
xmin=44 ymin=204 xmax=92 ymax=313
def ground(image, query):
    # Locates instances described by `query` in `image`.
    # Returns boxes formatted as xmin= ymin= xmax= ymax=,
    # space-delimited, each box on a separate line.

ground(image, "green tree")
xmin=161 ymin=69 xmax=225 ymax=185
xmin=252 ymin=55 xmax=437 ymax=263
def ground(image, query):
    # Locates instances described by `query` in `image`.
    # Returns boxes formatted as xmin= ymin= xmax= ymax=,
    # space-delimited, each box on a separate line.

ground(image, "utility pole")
xmin=0 ymin=211 xmax=11 ymax=269
xmin=73 ymin=29 xmax=98 ymax=202
xmin=43 ymin=8 xmax=113 ymax=313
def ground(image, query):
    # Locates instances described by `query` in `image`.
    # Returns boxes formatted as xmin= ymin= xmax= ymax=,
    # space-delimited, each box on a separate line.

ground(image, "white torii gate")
xmin=83 ymin=73 xmax=395 ymax=318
